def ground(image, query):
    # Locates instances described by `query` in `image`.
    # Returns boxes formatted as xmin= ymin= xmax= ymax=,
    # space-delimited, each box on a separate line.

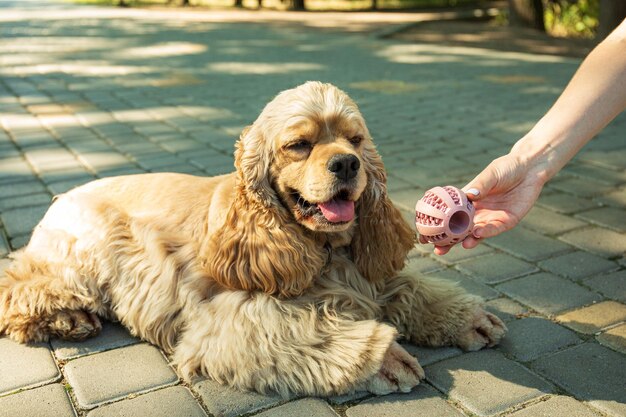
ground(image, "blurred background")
xmin=76 ymin=0 xmax=625 ymax=43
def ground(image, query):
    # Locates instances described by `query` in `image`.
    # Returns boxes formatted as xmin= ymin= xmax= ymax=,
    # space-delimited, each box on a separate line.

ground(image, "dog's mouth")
xmin=291 ymin=189 xmax=355 ymax=224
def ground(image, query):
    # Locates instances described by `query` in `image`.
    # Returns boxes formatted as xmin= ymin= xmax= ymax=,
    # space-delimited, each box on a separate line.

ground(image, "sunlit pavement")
xmin=0 ymin=0 xmax=625 ymax=415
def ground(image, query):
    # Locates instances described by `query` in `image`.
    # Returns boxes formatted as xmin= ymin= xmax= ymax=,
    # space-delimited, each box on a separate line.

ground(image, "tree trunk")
xmin=372 ymin=0 xmax=377 ymax=10
xmin=508 ymin=0 xmax=545 ymax=32
xmin=291 ymin=0 xmax=305 ymax=10
xmin=598 ymin=0 xmax=626 ymax=40
xmin=234 ymin=0 xmax=243 ymax=6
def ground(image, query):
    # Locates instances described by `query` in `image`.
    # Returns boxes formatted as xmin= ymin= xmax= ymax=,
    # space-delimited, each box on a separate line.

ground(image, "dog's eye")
xmin=349 ymin=135 xmax=363 ymax=145
xmin=287 ymin=140 xmax=312 ymax=152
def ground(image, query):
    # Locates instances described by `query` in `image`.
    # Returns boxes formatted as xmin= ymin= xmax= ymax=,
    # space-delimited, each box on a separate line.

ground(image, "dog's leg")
xmin=0 ymin=248 xmax=102 ymax=343
xmin=380 ymin=275 xmax=506 ymax=351
xmin=173 ymin=290 xmax=424 ymax=397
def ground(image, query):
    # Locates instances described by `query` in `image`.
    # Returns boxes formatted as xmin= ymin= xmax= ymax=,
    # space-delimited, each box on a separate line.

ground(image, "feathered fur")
xmin=0 ymin=82 xmax=506 ymax=397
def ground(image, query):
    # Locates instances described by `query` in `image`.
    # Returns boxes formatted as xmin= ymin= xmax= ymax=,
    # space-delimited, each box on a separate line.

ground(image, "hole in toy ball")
xmin=449 ymin=211 xmax=470 ymax=234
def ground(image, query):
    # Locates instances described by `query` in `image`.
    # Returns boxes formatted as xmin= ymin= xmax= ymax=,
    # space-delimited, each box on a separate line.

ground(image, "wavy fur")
xmin=0 ymin=82 xmax=505 ymax=397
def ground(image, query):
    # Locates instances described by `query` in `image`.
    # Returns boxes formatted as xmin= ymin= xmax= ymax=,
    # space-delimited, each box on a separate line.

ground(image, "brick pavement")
xmin=0 ymin=0 xmax=625 ymax=416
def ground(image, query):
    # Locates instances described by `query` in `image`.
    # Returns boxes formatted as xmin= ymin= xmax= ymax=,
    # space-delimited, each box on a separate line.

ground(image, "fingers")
xmin=434 ymin=235 xmax=481 ymax=255
xmin=462 ymin=236 xmax=481 ymax=249
xmin=433 ymin=245 xmax=452 ymax=256
xmin=463 ymin=170 xmax=498 ymax=202
xmin=473 ymin=221 xmax=510 ymax=239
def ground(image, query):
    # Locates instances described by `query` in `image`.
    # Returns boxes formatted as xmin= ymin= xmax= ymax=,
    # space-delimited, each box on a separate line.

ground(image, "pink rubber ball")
xmin=415 ymin=186 xmax=475 ymax=247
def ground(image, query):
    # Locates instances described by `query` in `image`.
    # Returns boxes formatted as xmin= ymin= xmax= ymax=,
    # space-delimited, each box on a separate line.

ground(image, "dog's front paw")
xmin=456 ymin=306 xmax=507 ymax=351
xmin=363 ymin=341 xmax=424 ymax=395
xmin=50 ymin=310 xmax=102 ymax=341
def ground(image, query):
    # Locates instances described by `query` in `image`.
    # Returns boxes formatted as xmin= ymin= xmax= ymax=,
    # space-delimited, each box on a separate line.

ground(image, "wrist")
xmin=509 ymin=134 xmax=558 ymax=185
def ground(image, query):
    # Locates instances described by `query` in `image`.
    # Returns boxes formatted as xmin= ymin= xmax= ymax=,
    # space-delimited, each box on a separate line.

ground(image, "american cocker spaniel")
xmin=0 ymin=82 xmax=506 ymax=397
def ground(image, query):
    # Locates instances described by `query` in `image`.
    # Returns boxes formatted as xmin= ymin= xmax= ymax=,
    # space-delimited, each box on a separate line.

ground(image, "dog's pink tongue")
xmin=317 ymin=199 xmax=355 ymax=223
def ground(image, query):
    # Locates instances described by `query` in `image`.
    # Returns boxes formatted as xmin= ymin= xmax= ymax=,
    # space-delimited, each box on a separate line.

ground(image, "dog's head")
xmin=240 ymin=81 xmax=373 ymax=233
xmin=207 ymin=82 xmax=416 ymax=297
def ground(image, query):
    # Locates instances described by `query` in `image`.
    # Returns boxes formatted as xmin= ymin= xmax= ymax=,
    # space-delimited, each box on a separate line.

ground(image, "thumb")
xmin=462 ymin=165 xmax=499 ymax=202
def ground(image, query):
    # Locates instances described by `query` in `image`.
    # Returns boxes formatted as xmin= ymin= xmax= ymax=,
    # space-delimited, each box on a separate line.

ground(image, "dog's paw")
xmin=363 ymin=341 xmax=424 ymax=395
xmin=50 ymin=310 xmax=102 ymax=341
xmin=456 ymin=306 xmax=507 ymax=351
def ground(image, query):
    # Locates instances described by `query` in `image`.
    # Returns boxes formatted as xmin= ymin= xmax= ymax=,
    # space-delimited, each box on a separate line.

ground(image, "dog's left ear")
xmin=203 ymin=124 xmax=326 ymax=298
xmin=351 ymin=142 xmax=416 ymax=283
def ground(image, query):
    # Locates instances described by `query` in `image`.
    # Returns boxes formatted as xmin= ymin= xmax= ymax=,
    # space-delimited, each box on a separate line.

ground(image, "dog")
xmin=0 ymin=81 xmax=506 ymax=397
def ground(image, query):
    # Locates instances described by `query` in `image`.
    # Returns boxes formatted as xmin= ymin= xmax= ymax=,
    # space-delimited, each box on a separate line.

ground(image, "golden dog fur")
xmin=0 ymin=82 xmax=505 ymax=397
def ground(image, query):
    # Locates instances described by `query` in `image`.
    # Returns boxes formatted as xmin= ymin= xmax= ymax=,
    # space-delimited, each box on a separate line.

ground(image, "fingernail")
xmin=473 ymin=228 xmax=482 ymax=238
xmin=466 ymin=188 xmax=480 ymax=197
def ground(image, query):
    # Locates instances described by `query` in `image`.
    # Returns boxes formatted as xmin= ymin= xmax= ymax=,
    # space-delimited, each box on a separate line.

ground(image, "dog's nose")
xmin=327 ymin=154 xmax=360 ymax=181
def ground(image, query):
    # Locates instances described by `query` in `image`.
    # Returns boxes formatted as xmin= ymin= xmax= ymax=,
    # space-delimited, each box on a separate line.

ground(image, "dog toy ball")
xmin=415 ymin=186 xmax=475 ymax=247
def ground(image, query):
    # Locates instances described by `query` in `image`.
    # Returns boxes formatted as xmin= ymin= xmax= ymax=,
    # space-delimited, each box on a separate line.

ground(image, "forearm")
xmin=510 ymin=19 xmax=626 ymax=182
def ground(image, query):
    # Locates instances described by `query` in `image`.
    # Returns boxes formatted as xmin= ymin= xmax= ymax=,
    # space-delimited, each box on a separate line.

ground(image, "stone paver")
xmin=0 ymin=235 xmax=9 ymax=258
xmin=532 ymin=343 xmax=626 ymax=417
xmin=485 ymin=297 xmax=530 ymax=322
xmin=455 ymin=253 xmax=538 ymax=284
xmin=521 ymin=206 xmax=588 ymax=235
xmin=0 ymin=337 xmax=61 ymax=395
xmin=0 ymin=383 xmax=76 ymax=417
xmin=63 ymin=343 xmax=178 ymax=409
xmin=538 ymin=251 xmax=618 ymax=280
xmin=0 ymin=0 xmax=624 ymax=415
xmin=560 ymin=227 xmax=626 ymax=258
xmin=0 ymin=180 xmax=47 ymax=198
xmin=87 ymin=386 xmax=207 ymax=417
xmin=51 ymin=320 xmax=140 ymax=360
xmin=583 ymin=269 xmax=626 ymax=303
xmin=0 ymin=204 xmax=48 ymax=238
xmin=485 ymin=227 xmax=571 ymax=262
xmin=547 ymin=177 xmax=614 ymax=198
xmin=0 ymin=192 xmax=52 ymax=211
xmin=432 ymin=242 xmax=494 ymax=265
xmin=427 ymin=350 xmax=554 ymax=416
xmin=596 ymin=324 xmax=626 ymax=354
xmin=575 ymin=206 xmax=626 ymax=233
xmin=496 ymin=272 xmax=602 ymax=315
xmin=509 ymin=395 xmax=602 ymax=417
xmin=497 ymin=317 xmax=580 ymax=362
xmin=345 ymin=384 xmax=464 ymax=417
xmin=254 ymin=398 xmax=339 ymax=417
xmin=555 ymin=301 xmax=626 ymax=334
xmin=402 ymin=344 xmax=463 ymax=367
xmin=193 ymin=379 xmax=282 ymax=417
xmin=536 ymin=191 xmax=601 ymax=214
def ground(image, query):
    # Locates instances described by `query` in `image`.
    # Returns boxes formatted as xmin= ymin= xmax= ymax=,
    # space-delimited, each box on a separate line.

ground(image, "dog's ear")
xmin=351 ymin=142 xmax=416 ymax=283
xmin=203 ymin=124 xmax=326 ymax=298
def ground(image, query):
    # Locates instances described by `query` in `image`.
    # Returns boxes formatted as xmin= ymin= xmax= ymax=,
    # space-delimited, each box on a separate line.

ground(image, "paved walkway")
xmin=0 ymin=0 xmax=625 ymax=416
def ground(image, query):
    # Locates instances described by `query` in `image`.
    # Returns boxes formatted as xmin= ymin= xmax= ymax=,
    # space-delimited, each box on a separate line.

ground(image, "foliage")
xmin=544 ymin=0 xmax=599 ymax=38
xmin=69 ymin=0 xmax=488 ymax=10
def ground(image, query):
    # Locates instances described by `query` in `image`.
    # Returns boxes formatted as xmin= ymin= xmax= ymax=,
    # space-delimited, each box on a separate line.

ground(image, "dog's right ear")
xmin=233 ymin=124 xmax=276 ymax=208
xmin=202 ymin=123 xmax=326 ymax=298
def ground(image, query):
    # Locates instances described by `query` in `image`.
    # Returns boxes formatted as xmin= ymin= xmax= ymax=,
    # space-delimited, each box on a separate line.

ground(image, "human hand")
xmin=431 ymin=152 xmax=547 ymax=255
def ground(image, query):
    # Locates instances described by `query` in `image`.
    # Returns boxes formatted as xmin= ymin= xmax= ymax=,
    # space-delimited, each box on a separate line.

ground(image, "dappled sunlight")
xmin=481 ymin=75 xmax=546 ymax=84
xmin=208 ymin=62 xmax=324 ymax=75
xmin=0 ymin=37 xmax=121 ymax=54
xmin=37 ymin=114 xmax=82 ymax=129
xmin=116 ymin=42 xmax=207 ymax=59
xmin=349 ymin=80 xmax=424 ymax=94
xmin=0 ymin=62 xmax=158 ymax=77
xmin=520 ymin=85 xmax=564 ymax=95
xmin=376 ymin=44 xmax=572 ymax=65
xmin=387 ymin=54 xmax=462 ymax=64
